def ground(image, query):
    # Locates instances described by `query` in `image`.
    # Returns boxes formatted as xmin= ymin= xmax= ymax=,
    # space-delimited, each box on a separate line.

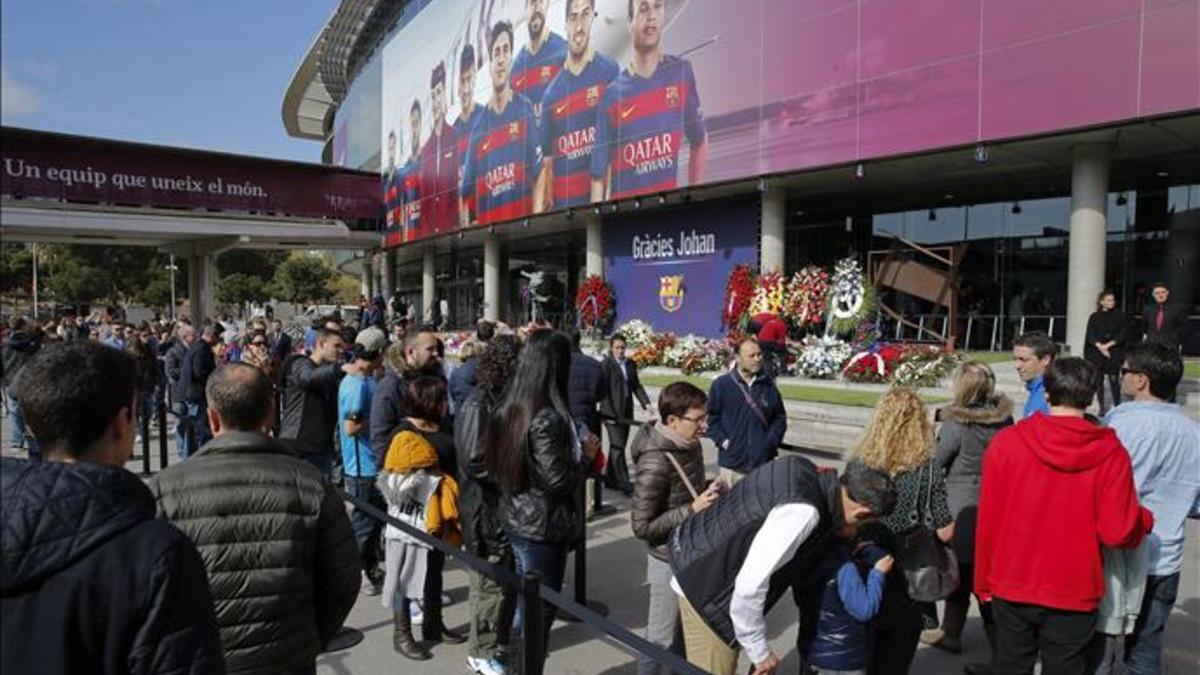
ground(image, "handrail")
xmin=340 ymin=489 xmax=708 ymax=675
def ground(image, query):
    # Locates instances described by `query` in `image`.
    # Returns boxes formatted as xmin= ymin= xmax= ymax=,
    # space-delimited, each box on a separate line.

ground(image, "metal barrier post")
xmin=991 ymin=318 xmax=1000 ymax=351
xmin=141 ymin=409 xmax=152 ymax=476
xmin=522 ymin=572 xmax=545 ymax=675
xmin=965 ymin=316 xmax=974 ymax=349
xmin=158 ymin=400 xmax=169 ymax=470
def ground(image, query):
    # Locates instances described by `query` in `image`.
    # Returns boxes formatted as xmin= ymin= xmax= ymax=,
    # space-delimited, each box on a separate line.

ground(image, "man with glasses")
xmin=1100 ymin=343 xmax=1200 ymax=674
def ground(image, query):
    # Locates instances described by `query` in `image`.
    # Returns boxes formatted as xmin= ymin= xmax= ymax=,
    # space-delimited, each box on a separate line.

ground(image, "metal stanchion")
xmin=140 ymin=411 xmax=151 ymax=476
xmin=158 ymin=401 xmax=169 ymax=471
xmin=522 ymin=572 xmax=545 ymax=675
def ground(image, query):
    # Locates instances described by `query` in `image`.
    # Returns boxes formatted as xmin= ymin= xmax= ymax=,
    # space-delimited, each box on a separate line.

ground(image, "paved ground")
xmin=2 ymin=415 xmax=1197 ymax=675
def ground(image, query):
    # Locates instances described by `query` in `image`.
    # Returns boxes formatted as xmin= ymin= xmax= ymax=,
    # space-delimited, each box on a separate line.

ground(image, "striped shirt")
xmin=511 ymin=32 xmax=568 ymax=117
xmin=460 ymin=95 xmax=542 ymax=225
xmin=539 ymin=52 xmax=620 ymax=208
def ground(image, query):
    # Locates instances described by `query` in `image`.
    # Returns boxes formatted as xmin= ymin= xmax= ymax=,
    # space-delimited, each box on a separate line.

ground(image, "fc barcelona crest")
xmin=540 ymin=65 xmax=553 ymax=82
xmin=508 ymin=122 xmax=520 ymax=138
xmin=586 ymin=85 xmax=600 ymax=107
xmin=659 ymin=275 xmax=685 ymax=313
xmin=665 ymin=85 xmax=680 ymax=108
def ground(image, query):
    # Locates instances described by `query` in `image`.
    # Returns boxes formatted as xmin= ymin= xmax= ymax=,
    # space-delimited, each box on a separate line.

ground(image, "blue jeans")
xmin=179 ymin=401 xmax=211 ymax=458
xmin=509 ymin=533 xmax=568 ymax=662
xmin=345 ymin=476 xmax=384 ymax=573
xmin=4 ymin=390 xmax=38 ymax=459
xmin=1125 ymin=572 xmax=1179 ymax=675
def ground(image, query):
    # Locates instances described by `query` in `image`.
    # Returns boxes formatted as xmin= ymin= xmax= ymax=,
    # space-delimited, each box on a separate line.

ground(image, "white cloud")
xmin=1 ymin=67 xmax=40 ymax=118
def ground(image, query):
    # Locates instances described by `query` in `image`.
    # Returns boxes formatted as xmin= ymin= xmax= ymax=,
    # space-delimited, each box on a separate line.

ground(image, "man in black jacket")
xmin=279 ymin=328 xmax=346 ymax=478
xmin=151 ymin=362 xmax=359 ymax=675
xmin=165 ymin=323 xmax=196 ymax=455
xmin=1 ymin=341 xmax=224 ymax=674
xmin=176 ymin=322 xmax=223 ymax=458
xmin=599 ymin=333 xmax=650 ymax=495
xmin=668 ymin=458 xmax=895 ymax=675
xmin=369 ymin=328 xmax=441 ymax=463
xmin=1142 ymin=281 xmax=1188 ymax=351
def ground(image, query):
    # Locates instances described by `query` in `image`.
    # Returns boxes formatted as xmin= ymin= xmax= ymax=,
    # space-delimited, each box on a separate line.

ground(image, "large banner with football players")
xmin=380 ymin=0 xmax=1199 ymax=246
xmin=603 ymin=196 xmax=758 ymax=336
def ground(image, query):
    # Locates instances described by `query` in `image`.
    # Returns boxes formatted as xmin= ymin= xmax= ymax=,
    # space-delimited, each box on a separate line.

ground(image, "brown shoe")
xmin=393 ymin=612 xmax=432 ymax=660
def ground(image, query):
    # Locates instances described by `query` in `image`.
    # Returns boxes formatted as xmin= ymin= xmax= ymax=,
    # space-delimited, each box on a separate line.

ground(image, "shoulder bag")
xmin=900 ymin=463 xmax=960 ymax=602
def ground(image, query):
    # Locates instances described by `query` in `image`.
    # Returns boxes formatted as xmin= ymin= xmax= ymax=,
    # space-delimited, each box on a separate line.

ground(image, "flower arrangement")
xmin=827 ymin=257 xmax=876 ymax=336
xmin=795 ymin=335 xmax=852 ymax=379
xmin=891 ymin=345 xmax=961 ymax=387
xmin=616 ymin=319 xmax=656 ymax=351
xmin=722 ymin=265 xmax=756 ymax=331
xmin=785 ymin=265 xmax=830 ymax=330
xmin=680 ymin=339 xmax=733 ymax=375
xmin=629 ymin=344 xmax=663 ymax=368
xmin=663 ymin=334 xmax=706 ymax=368
xmin=841 ymin=343 xmax=905 ymax=383
xmin=575 ymin=275 xmax=615 ymax=332
xmin=749 ymin=271 xmax=787 ymax=316
xmin=441 ymin=331 xmax=474 ymax=361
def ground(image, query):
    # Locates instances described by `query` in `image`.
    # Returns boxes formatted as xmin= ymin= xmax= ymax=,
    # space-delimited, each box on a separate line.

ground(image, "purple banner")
xmin=380 ymin=0 xmax=1199 ymax=245
xmin=1 ymin=127 xmax=382 ymax=220
xmin=604 ymin=197 xmax=758 ymax=336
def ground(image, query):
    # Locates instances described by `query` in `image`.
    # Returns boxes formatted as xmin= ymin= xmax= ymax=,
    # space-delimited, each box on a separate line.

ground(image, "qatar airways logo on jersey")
xmin=557 ymin=127 xmax=597 ymax=161
xmin=621 ymin=132 xmax=676 ymax=175
xmin=484 ymin=162 xmax=519 ymax=197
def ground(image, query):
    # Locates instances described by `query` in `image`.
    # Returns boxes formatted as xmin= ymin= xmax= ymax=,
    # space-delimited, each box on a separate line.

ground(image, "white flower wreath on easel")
xmin=826 ymin=257 xmax=875 ymax=336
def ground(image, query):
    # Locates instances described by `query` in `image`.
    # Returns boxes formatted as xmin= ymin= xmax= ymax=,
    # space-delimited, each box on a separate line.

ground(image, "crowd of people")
xmin=0 ymin=295 xmax=1196 ymax=675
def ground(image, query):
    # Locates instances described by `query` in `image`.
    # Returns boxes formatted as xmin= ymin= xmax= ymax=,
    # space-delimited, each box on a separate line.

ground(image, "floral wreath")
xmin=575 ymin=275 xmax=615 ymax=331
xmin=826 ymin=257 xmax=876 ymax=336
xmin=749 ymin=271 xmax=786 ymax=316
xmin=785 ymin=265 xmax=830 ymax=329
xmin=722 ymin=264 xmax=756 ymax=331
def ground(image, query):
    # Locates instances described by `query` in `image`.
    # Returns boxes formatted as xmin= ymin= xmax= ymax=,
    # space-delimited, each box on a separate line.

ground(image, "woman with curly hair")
xmin=848 ymin=387 xmax=955 ymax=675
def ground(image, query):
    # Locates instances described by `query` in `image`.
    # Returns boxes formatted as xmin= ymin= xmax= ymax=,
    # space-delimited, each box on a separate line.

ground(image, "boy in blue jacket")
xmin=799 ymin=536 xmax=894 ymax=675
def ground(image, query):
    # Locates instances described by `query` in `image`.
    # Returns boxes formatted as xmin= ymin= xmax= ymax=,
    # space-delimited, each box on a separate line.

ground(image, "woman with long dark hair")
xmin=484 ymin=330 xmax=596 ymax=670
xmin=1084 ymin=289 xmax=1127 ymax=414
xmin=454 ymin=335 xmax=521 ymax=675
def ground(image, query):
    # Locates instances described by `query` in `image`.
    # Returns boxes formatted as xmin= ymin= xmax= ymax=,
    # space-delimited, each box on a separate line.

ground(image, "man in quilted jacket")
xmin=151 ymin=362 xmax=359 ymax=675
xmin=1 ymin=341 xmax=224 ymax=674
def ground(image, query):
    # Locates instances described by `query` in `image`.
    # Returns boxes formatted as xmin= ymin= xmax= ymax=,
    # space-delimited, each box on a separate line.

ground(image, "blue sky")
xmin=1 ymin=0 xmax=336 ymax=163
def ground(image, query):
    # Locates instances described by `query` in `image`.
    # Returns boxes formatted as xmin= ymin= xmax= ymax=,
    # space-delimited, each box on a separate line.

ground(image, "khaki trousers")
xmin=679 ymin=593 xmax=739 ymax=675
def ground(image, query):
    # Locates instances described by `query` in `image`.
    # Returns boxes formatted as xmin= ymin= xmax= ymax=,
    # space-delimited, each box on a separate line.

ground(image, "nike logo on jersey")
xmin=621 ymin=104 xmax=638 ymax=119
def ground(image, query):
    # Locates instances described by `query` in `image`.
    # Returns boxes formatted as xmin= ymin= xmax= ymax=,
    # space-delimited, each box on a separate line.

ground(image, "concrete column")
xmin=187 ymin=254 xmax=216 ymax=326
xmin=1066 ymin=143 xmax=1109 ymax=357
xmin=422 ymin=246 xmax=436 ymax=323
xmin=760 ymin=185 xmax=786 ymax=273
xmin=585 ymin=214 xmax=603 ymax=278
xmin=382 ymin=251 xmax=395 ymax=301
xmin=483 ymin=235 xmax=501 ymax=322
xmin=361 ymin=256 xmax=374 ymax=299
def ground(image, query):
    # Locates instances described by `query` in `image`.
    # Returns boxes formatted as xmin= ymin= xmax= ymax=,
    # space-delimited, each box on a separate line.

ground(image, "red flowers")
xmin=575 ymin=275 xmax=615 ymax=330
xmin=723 ymin=264 xmax=756 ymax=331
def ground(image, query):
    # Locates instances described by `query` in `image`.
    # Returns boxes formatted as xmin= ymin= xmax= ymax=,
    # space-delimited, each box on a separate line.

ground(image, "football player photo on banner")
xmin=379 ymin=0 xmax=1198 ymax=246
xmin=603 ymin=196 xmax=758 ymax=336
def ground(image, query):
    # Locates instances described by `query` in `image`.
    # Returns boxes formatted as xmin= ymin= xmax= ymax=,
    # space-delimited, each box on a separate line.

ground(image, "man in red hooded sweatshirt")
xmin=975 ymin=356 xmax=1153 ymax=675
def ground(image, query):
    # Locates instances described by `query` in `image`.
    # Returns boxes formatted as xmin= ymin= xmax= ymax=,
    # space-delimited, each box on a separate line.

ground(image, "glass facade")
xmin=788 ymin=184 xmax=1200 ymax=351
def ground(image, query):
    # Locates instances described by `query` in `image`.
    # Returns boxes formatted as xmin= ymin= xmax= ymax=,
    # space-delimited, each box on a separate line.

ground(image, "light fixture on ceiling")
xmin=1116 ymin=193 xmax=1128 ymax=207
xmin=1011 ymin=202 xmax=1023 ymax=215
xmin=566 ymin=209 xmax=574 ymax=221
xmin=974 ymin=143 xmax=989 ymax=163
xmin=457 ymin=231 xmax=465 ymax=239
xmin=657 ymin=194 xmax=667 ymax=205
xmin=1156 ymin=171 xmax=1169 ymax=178
xmin=488 ymin=225 xmax=495 ymax=235
xmin=757 ymin=178 xmax=768 ymax=193
xmin=633 ymin=197 xmax=642 ymax=209
xmin=854 ymin=163 xmax=865 ymax=179
xmin=593 ymin=205 xmax=602 ymax=215
xmin=523 ymin=218 xmax=530 ymax=227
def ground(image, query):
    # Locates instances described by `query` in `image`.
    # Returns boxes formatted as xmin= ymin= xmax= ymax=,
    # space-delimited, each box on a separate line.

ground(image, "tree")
xmin=326 ymin=273 xmax=361 ymax=305
xmin=217 ymin=249 xmax=287 ymax=283
xmin=270 ymin=254 xmax=333 ymax=304
xmin=216 ymin=273 xmax=269 ymax=309
xmin=0 ymin=243 xmax=33 ymax=295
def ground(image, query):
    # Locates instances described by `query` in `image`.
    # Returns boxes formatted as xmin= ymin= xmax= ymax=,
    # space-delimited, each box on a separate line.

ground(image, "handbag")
xmin=900 ymin=463 xmax=960 ymax=602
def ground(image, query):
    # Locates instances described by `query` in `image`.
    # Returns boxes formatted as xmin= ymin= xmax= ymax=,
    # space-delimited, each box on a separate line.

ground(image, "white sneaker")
xmin=467 ymin=656 xmax=506 ymax=675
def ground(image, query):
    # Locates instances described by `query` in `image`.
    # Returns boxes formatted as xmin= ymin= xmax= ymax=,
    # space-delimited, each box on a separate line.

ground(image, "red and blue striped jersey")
xmin=418 ymin=122 xmax=459 ymax=234
xmin=590 ymin=55 xmax=706 ymax=200
xmin=382 ymin=167 xmax=403 ymax=247
xmin=539 ymin=53 xmax=620 ymax=208
xmin=460 ymin=95 xmax=542 ymax=225
xmin=400 ymin=157 xmax=421 ymax=237
xmin=454 ymin=105 xmax=486 ymax=223
xmin=511 ymin=32 xmax=568 ymax=116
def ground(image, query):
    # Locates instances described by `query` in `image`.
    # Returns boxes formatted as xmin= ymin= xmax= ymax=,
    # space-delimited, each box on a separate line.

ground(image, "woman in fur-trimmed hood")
xmin=924 ymin=361 xmax=1013 ymax=660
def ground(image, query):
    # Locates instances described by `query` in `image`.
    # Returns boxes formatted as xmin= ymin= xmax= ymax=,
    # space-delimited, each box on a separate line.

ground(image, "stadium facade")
xmin=284 ymin=0 xmax=1200 ymax=355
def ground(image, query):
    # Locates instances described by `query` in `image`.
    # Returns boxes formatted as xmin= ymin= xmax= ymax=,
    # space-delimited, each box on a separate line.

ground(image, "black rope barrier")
xmin=340 ymin=489 xmax=708 ymax=675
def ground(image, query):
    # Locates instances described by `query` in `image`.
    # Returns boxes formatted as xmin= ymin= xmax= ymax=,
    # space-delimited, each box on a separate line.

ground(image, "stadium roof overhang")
xmin=282 ymin=0 xmax=398 ymax=142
